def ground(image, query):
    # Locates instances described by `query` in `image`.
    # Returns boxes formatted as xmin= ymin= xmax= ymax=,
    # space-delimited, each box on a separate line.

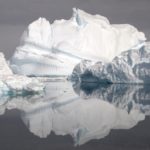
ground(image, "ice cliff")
xmin=0 ymin=52 xmax=44 ymax=95
xmin=10 ymin=8 xmax=146 ymax=76
xmin=72 ymin=42 xmax=150 ymax=83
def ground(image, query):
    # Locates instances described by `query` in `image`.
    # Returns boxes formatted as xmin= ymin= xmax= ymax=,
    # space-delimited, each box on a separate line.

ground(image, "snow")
xmin=0 ymin=52 xmax=44 ymax=94
xmin=10 ymin=8 xmax=146 ymax=76
xmin=72 ymin=42 xmax=150 ymax=83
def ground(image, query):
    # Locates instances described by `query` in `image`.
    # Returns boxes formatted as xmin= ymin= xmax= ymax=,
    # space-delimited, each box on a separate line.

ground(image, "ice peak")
xmin=22 ymin=17 xmax=52 ymax=48
xmin=72 ymin=8 xmax=110 ymax=25
xmin=29 ymin=17 xmax=50 ymax=29
xmin=72 ymin=8 xmax=87 ymax=27
xmin=0 ymin=52 xmax=4 ymax=58
xmin=0 ymin=52 xmax=13 ymax=76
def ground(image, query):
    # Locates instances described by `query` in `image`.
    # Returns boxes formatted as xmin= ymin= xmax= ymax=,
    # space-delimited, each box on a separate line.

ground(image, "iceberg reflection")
xmin=0 ymin=81 xmax=150 ymax=145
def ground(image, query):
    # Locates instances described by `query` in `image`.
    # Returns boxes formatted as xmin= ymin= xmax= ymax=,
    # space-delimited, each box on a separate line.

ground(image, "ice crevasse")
xmin=10 ymin=8 xmax=146 ymax=76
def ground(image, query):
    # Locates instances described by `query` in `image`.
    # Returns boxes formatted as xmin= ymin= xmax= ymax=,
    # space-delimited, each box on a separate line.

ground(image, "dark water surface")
xmin=0 ymin=81 xmax=150 ymax=150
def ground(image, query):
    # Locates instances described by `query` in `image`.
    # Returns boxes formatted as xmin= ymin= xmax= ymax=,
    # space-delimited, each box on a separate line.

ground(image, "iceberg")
xmin=72 ymin=42 xmax=150 ymax=83
xmin=0 ymin=81 xmax=150 ymax=145
xmin=0 ymin=52 xmax=44 ymax=94
xmin=10 ymin=8 xmax=146 ymax=76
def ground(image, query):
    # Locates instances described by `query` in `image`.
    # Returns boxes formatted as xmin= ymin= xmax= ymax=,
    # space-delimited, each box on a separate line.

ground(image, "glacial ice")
xmin=10 ymin=8 xmax=146 ymax=76
xmin=0 ymin=52 xmax=44 ymax=94
xmin=0 ymin=81 xmax=150 ymax=145
xmin=72 ymin=42 xmax=150 ymax=83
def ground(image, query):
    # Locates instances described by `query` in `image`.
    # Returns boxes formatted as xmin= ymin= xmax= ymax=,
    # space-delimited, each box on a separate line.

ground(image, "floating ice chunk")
xmin=0 ymin=52 xmax=44 ymax=94
xmin=10 ymin=8 xmax=146 ymax=76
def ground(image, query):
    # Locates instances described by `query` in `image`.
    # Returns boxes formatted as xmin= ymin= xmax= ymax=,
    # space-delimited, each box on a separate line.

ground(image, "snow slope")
xmin=10 ymin=8 xmax=146 ymax=76
xmin=72 ymin=42 xmax=150 ymax=83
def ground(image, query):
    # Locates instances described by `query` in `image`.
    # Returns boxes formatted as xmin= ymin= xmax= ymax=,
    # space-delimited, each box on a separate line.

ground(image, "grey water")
xmin=0 ymin=81 xmax=150 ymax=150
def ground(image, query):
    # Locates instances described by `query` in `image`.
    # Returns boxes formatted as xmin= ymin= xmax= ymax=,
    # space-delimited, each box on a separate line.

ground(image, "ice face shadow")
xmin=0 ymin=81 xmax=150 ymax=145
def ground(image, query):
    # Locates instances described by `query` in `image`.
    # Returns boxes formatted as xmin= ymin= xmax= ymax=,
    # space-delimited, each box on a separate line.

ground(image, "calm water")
xmin=0 ymin=81 xmax=150 ymax=150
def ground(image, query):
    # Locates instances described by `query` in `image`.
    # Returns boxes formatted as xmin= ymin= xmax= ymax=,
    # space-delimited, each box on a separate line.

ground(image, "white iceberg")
xmin=72 ymin=42 xmax=150 ymax=83
xmin=0 ymin=52 xmax=44 ymax=94
xmin=10 ymin=8 xmax=146 ymax=76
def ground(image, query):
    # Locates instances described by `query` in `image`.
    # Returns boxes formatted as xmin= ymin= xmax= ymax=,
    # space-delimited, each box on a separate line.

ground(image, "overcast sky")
xmin=0 ymin=0 xmax=150 ymax=59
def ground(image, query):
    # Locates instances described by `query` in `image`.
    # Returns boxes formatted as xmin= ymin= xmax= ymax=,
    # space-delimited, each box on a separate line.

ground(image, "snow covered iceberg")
xmin=10 ymin=8 xmax=146 ymax=76
xmin=72 ymin=42 xmax=150 ymax=83
xmin=0 ymin=52 xmax=44 ymax=95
